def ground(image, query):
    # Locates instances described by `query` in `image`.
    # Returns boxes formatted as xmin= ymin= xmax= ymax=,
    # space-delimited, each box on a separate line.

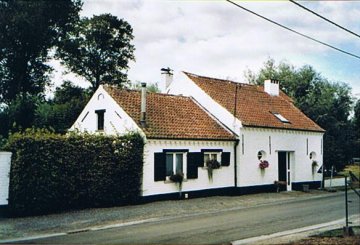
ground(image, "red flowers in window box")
xmin=259 ymin=160 xmax=269 ymax=169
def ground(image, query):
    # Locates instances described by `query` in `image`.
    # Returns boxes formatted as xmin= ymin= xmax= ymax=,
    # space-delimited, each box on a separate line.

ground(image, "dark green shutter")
xmin=221 ymin=152 xmax=231 ymax=166
xmin=187 ymin=152 xmax=203 ymax=179
xmin=154 ymin=153 xmax=166 ymax=181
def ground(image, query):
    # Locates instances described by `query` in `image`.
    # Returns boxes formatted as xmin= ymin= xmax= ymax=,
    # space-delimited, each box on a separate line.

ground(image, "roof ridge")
xmin=104 ymin=84 xmax=192 ymax=100
xmin=183 ymin=71 xmax=251 ymax=87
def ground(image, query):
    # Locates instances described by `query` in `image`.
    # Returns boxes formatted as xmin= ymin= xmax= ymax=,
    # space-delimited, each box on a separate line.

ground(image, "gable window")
xmin=95 ymin=109 xmax=106 ymax=131
xmin=272 ymin=112 xmax=290 ymax=123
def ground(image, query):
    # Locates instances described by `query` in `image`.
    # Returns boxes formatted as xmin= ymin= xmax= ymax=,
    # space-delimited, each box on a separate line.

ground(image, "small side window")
xmin=258 ymin=150 xmax=266 ymax=160
xmin=204 ymin=152 xmax=221 ymax=166
xmin=309 ymin=151 xmax=317 ymax=160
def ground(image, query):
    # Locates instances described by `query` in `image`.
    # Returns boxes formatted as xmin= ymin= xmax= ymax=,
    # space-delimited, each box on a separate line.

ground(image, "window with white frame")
xmin=165 ymin=152 xmax=186 ymax=177
xmin=204 ymin=152 xmax=221 ymax=165
xmin=272 ymin=112 xmax=290 ymax=123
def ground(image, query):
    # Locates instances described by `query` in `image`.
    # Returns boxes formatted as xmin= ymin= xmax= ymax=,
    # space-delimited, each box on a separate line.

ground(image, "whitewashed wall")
xmin=71 ymin=85 xmax=144 ymax=137
xmin=238 ymin=128 xmax=323 ymax=187
xmin=325 ymin=177 xmax=345 ymax=187
xmin=142 ymin=139 xmax=235 ymax=196
xmin=168 ymin=72 xmax=241 ymax=135
xmin=0 ymin=152 xmax=12 ymax=205
xmin=169 ymin=73 xmax=324 ymax=189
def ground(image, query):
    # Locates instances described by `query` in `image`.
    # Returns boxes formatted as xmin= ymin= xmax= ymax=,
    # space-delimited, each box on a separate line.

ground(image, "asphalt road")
xmin=18 ymin=192 xmax=360 ymax=244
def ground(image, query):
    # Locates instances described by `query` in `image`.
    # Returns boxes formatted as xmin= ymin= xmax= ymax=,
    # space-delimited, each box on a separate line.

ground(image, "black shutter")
xmin=221 ymin=152 xmax=231 ymax=166
xmin=187 ymin=152 xmax=203 ymax=179
xmin=154 ymin=153 xmax=166 ymax=181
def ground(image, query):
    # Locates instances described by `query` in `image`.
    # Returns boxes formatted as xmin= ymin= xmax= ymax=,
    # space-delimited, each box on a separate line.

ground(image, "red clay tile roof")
xmin=103 ymin=86 xmax=236 ymax=140
xmin=184 ymin=72 xmax=325 ymax=132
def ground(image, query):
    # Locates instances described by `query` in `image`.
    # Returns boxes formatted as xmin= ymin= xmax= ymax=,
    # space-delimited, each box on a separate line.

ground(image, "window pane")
xmin=176 ymin=154 xmax=183 ymax=174
xmin=204 ymin=154 xmax=210 ymax=163
xmin=96 ymin=110 xmax=105 ymax=130
xmin=211 ymin=154 xmax=217 ymax=160
xmin=166 ymin=154 xmax=173 ymax=176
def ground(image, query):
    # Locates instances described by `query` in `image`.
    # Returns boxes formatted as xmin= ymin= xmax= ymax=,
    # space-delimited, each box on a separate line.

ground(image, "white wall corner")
xmin=0 ymin=151 xmax=12 ymax=205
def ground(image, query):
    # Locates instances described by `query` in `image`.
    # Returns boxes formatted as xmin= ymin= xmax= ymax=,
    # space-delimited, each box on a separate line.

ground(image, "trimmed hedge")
xmin=5 ymin=129 xmax=144 ymax=216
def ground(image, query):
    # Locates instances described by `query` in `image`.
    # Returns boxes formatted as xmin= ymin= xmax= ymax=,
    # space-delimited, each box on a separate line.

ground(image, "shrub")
xmin=5 ymin=129 xmax=144 ymax=216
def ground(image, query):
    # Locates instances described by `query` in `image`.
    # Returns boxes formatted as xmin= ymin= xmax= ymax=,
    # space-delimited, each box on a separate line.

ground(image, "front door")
xmin=278 ymin=152 xmax=292 ymax=191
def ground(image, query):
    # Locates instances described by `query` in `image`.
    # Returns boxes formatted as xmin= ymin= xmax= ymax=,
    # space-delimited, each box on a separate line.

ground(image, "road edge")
xmin=231 ymin=214 xmax=360 ymax=245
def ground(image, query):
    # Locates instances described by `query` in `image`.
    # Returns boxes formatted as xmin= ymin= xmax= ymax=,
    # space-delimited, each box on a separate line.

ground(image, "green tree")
xmin=353 ymin=99 xmax=360 ymax=158
xmin=353 ymin=99 xmax=360 ymax=134
xmin=57 ymin=14 xmax=135 ymax=92
xmin=0 ymin=0 xmax=82 ymax=104
xmin=245 ymin=58 xmax=355 ymax=170
xmin=128 ymin=81 xmax=161 ymax=93
xmin=34 ymin=81 xmax=90 ymax=133
xmin=0 ymin=94 xmax=40 ymax=137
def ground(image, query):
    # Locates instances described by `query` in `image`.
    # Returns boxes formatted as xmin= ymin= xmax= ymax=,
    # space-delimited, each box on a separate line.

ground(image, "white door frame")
xmin=286 ymin=152 xmax=292 ymax=191
xmin=277 ymin=151 xmax=294 ymax=191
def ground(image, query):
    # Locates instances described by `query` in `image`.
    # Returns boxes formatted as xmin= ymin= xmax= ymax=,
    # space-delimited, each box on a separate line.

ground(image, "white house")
xmin=72 ymin=71 xmax=325 ymax=199
xmin=71 ymin=84 xmax=237 ymax=199
xmin=167 ymin=72 xmax=325 ymax=192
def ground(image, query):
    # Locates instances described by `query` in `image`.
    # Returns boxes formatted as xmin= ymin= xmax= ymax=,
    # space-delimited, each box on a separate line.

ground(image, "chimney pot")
xmin=161 ymin=67 xmax=173 ymax=93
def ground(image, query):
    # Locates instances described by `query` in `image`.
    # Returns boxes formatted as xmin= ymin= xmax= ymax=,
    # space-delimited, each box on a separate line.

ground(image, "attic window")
xmin=95 ymin=109 xmax=106 ymax=131
xmin=273 ymin=112 xmax=290 ymax=123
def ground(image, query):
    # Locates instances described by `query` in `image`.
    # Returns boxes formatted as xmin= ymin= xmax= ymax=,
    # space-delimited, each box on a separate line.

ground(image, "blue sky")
xmin=50 ymin=0 xmax=360 ymax=98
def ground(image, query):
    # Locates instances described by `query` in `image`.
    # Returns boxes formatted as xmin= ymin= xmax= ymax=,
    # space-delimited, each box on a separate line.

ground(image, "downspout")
xmin=234 ymin=139 xmax=239 ymax=189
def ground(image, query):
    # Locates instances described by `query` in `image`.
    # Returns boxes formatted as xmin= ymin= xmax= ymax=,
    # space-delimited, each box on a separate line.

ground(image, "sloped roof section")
xmin=184 ymin=72 xmax=324 ymax=132
xmin=104 ymin=86 xmax=236 ymax=140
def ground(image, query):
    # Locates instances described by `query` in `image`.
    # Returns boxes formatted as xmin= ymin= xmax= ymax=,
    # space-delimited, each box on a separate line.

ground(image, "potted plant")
xmin=169 ymin=172 xmax=184 ymax=198
xmin=206 ymin=159 xmax=221 ymax=181
xmin=259 ymin=160 xmax=269 ymax=170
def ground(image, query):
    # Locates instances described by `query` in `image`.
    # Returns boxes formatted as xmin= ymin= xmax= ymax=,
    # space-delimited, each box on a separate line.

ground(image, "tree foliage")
xmin=353 ymin=99 xmax=360 ymax=158
xmin=129 ymin=81 xmax=161 ymax=93
xmin=57 ymin=14 xmax=135 ymax=91
xmin=34 ymin=81 xmax=90 ymax=133
xmin=245 ymin=58 xmax=356 ymax=170
xmin=0 ymin=81 xmax=89 ymax=138
xmin=0 ymin=0 xmax=82 ymax=104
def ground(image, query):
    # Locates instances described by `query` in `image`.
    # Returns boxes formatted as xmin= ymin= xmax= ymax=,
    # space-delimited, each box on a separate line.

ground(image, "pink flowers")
xmin=259 ymin=160 xmax=269 ymax=169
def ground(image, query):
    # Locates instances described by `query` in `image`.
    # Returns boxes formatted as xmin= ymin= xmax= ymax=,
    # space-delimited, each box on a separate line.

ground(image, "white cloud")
xmin=50 ymin=0 xmax=360 ymax=97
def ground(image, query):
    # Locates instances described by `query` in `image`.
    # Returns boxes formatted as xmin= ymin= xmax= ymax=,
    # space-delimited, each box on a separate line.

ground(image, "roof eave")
xmin=146 ymin=136 xmax=237 ymax=142
xmin=242 ymin=124 xmax=325 ymax=133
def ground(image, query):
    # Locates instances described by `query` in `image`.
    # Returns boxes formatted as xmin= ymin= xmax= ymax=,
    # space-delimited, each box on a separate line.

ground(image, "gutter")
xmin=243 ymin=125 xmax=325 ymax=134
xmin=146 ymin=137 xmax=237 ymax=142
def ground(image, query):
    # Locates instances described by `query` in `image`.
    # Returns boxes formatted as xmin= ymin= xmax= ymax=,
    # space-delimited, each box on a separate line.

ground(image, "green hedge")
xmin=5 ymin=129 xmax=144 ymax=216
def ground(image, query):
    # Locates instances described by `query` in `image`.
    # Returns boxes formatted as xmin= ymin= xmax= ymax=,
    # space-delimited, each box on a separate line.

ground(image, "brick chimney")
xmin=264 ymin=79 xmax=279 ymax=96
